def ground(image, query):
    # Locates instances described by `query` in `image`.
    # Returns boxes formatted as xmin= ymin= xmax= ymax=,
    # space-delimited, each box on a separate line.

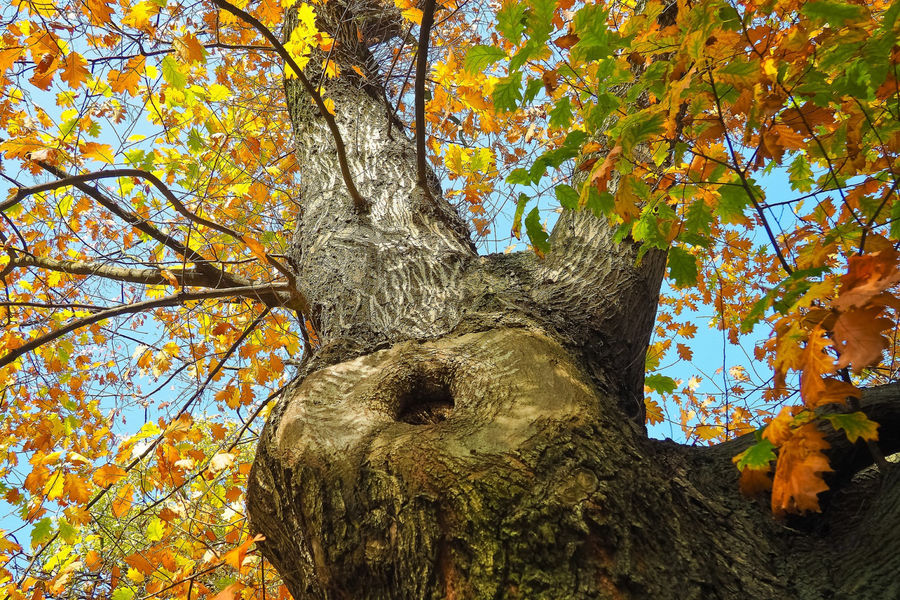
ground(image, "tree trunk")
xmin=247 ymin=4 xmax=900 ymax=598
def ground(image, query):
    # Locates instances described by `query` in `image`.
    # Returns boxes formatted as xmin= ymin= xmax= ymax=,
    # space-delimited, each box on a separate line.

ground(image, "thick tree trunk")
xmin=247 ymin=4 xmax=900 ymax=598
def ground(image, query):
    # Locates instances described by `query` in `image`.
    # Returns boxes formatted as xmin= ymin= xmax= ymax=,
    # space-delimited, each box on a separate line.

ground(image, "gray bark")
xmin=247 ymin=4 xmax=900 ymax=598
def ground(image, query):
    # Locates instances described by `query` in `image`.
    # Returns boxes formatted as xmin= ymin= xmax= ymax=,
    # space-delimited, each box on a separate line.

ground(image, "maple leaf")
xmin=644 ymin=397 xmax=664 ymax=424
xmin=222 ymin=534 xmax=265 ymax=571
xmin=64 ymin=472 xmax=91 ymax=504
xmin=823 ymin=411 xmax=879 ymax=444
xmin=108 ymin=55 xmax=145 ymax=96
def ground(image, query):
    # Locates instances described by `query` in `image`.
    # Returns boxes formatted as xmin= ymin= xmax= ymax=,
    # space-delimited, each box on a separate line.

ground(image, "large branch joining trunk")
xmin=245 ymin=2 xmax=900 ymax=598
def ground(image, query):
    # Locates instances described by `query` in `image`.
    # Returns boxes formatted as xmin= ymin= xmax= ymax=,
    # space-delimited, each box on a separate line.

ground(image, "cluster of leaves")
xmin=436 ymin=0 xmax=900 ymax=514
xmin=0 ymin=0 xmax=313 ymax=596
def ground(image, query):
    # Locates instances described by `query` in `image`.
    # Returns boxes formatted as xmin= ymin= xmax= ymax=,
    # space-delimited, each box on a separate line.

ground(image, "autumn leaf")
xmin=823 ymin=411 xmax=879 ymax=444
xmin=243 ymin=235 xmax=271 ymax=264
xmin=222 ymin=534 xmax=265 ymax=571
xmin=834 ymin=248 xmax=900 ymax=311
xmin=770 ymin=423 xmax=832 ymax=516
xmin=832 ymin=306 xmax=892 ymax=372
xmin=92 ymin=464 xmax=128 ymax=487
xmin=60 ymin=52 xmax=90 ymax=89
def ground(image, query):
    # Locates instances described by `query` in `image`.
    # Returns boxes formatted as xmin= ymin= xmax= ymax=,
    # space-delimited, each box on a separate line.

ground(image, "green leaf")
xmin=506 ymin=168 xmax=532 ymax=185
xmin=555 ymin=184 xmax=579 ymax=210
xmin=801 ymin=0 xmax=866 ymax=27
xmin=511 ymin=193 xmax=529 ymax=239
xmin=492 ymin=72 xmax=523 ymax=113
xmin=497 ymin=1 xmax=527 ymax=42
xmin=683 ymin=199 xmax=712 ymax=239
xmin=523 ymin=77 xmax=544 ymax=105
xmin=464 ymin=45 xmax=507 ymax=74
xmin=787 ymin=154 xmax=813 ymax=192
xmin=58 ymin=519 xmax=77 ymax=544
xmin=549 ymin=96 xmax=573 ymax=129
xmin=31 ymin=517 xmax=54 ymax=548
xmin=573 ymin=4 xmax=611 ymax=59
xmin=617 ymin=110 xmax=665 ymax=154
xmin=161 ymin=55 xmax=187 ymax=90
xmin=645 ymin=373 xmax=677 ymax=394
xmin=715 ymin=181 xmax=751 ymax=224
xmin=524 ymin=207 xmax=550 ymax=255
xmin=823 ymin=412 xmax=879 ymax=443
xmin=586 ymin=189 xmax=614 ymax=218
xmin=734 ymin=438 xmax=777 ymax=470
xmin=668 ymin=246 xmax=698 ymax=288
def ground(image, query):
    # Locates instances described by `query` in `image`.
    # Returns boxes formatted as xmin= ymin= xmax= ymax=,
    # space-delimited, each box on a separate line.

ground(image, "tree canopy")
xmin=0 ymin=0 xmax=898 ymax=597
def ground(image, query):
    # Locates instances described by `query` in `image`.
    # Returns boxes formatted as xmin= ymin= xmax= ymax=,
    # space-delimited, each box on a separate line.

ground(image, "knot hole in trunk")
xmin=393 ymin=361 xmax=455 ymax=426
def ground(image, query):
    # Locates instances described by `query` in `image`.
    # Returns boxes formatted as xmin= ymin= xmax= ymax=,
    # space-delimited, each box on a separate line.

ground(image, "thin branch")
xmin=0 ymin=285 xmax=288 ymax=370
xmin=29 ymin=162 xmax=233 ymax=286
xmin=415 ymin=0 xmax=437 ymax=203
xmin=707 ymin=69 xmax=793 ymax=275
xmin=5 ymin=167 xmax=296 ymax=280
xmin=208 ymin=0 xmax=368 ymax=213
xmin=8 ymin=254 xmax=214 ymax=287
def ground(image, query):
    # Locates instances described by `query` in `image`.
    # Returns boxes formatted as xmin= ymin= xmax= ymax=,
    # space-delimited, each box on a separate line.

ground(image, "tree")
xmin=1 ymin=0 xmax=900 ymax=598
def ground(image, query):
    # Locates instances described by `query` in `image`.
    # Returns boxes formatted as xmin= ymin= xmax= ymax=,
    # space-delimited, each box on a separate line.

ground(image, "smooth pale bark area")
xmin=247 ymin=3 xmax=900 ymax=598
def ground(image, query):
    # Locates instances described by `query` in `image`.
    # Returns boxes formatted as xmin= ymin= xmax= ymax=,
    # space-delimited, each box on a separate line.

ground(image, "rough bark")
xmin=246 ymin=3 xmax=900 ymax=598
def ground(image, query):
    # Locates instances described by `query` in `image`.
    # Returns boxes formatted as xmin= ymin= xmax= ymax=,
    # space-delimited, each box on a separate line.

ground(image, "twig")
xmin=0 ymin=285 xmax=287 ymax=370
xmin=208 ymin=0 xmax=368 ymax=213
xmin=415 ymin=0 xmax=437 ymax=204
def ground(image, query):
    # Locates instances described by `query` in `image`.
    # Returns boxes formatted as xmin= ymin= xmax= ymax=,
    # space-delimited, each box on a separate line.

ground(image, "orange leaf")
xmin=82 ymin=0 xmax=114 ymax=25
xmin=81 ymin=142 xmax=115 ymax=164
xmin=587 ymin=144 xmax=622 ymax=196
xmin=834 ymin=248 xmax=900 ymax=311
xmin=645 ymin=398 xmax=664 ymax=425
xmin=108 ymin=55 xmax=145 ymax=97
xmin=832 ymin=306 xmax=891 ymax=372
xmin=771 ymin=423 xmax=831 ymax=516
xmin=738 ymin=466 xmax=773 ymax=496
xmin=222 ymin=534 xmax=265 ymax=571
xmin=91 ymin=464 xmax=127 ymax=487
xmin=124 ymin=550 xmax=155 ymax=575
xmin=112 ymin=483 xmax=133 ymax=518
xmin=63 ymin=472 xmax=91 ymax=504
xmin=243 ymin=235 xmax=270 ymax=264
xmin=60 ymin=52 xmax=90 ymax=89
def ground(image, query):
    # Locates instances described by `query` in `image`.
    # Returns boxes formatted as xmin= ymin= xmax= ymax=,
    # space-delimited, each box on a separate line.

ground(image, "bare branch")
xmin=28 ymin=162 xmax=237 ymax=287
xmin=415 ymin=0 xmax=437 ymax=203
xmin=208 ymin=0 xmax=369 ymax=213
xmin=0 ymin=285 xmax=289 ymax=370
xmin=9 ymin=254 xmax=215 ymax=287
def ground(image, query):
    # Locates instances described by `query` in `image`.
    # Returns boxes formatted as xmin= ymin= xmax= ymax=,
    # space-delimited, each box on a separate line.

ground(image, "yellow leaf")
xmin=323 ymin=97 xmax=336 ymax=115
xmin=81 ymin=142 xmax=115 ymax=164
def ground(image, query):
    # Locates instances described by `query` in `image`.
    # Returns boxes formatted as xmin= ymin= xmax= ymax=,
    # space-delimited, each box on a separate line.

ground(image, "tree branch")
xmin=27 ymin=162 xmax=237 ymax=287
xmin=0 ymin=285 xmax=289 ymax=370
xmin=414 ymin=0 xmax=437 ymax=203
xmin=208 ymin=0 xmax=368 ymax=213
xmin=4 ymin=166 xmax=297 ymax=281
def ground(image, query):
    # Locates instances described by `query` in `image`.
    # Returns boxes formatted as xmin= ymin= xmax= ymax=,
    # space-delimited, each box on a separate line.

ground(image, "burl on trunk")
xmin=247 ymin=2 xmax=900 ymax=598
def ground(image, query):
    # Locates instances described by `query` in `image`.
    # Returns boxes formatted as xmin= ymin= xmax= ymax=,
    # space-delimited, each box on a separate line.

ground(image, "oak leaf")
xmin=834 ymin=248 xmax=900 ymax=311
xmin=832 ymin=306 xmax=891 ymax=372
xmin=771 ymin=423 xmax=831 ymax=516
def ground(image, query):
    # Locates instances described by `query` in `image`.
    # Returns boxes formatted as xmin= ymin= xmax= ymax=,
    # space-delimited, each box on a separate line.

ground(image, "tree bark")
xmin=247 ymin=4 xmax=900 ymax=598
